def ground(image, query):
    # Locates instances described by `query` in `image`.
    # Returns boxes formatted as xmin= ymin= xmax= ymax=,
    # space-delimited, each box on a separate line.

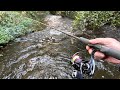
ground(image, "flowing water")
xmin=0 ymin=15 xmax=120 ymax=79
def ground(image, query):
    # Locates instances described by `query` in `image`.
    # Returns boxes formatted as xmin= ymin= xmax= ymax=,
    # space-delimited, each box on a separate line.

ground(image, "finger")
xmin=87 ymin=48 xmax=105 ymax=59
xmin=86 ymin=45 xmax=90 ymax=50
xmin=89 ymin=38 xmax=109 ymax=44
xmin=94 ymin=51 xmax=105 ymax=59
xmin=88 ymin=48 xmax=93 ymax=54
xmin=105 ymin=57 xmax=120 ymax=64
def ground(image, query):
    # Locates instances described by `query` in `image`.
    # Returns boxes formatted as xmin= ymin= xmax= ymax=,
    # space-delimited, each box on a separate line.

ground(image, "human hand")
xmin=86 ymin=38 xmax=120 ymax=64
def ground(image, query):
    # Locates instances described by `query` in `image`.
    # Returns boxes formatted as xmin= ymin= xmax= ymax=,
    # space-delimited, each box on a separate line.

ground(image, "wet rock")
xmin=0 ymin=54 xmax=3 ymax=57
xmin=102 ymin=76 xmax=104 ymax=78
xmin=36 ymin=44 xmax=43 ymax=48
xmin=51 ymin=38 xmax=56 ymax=43
xmin=73 ymin=30 xmax=84 ymax=37
xmin=39 ymin=40 xmax=44 ymax=43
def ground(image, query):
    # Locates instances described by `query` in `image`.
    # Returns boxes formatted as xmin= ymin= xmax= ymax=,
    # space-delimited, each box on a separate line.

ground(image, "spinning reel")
xmin=71 ymin=51 xmax=96 ymax=79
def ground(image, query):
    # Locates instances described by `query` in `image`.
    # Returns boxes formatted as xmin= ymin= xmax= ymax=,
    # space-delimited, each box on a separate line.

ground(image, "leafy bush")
xmin=0 ymin=11 xmax=48 ymax=44
xmin=20 ymin=11 xmax=49 ymax=21
xmin=73 ymin=11 xmax=120 ymax=30
xmin=0 ymin=27 xmax=14 ymax=44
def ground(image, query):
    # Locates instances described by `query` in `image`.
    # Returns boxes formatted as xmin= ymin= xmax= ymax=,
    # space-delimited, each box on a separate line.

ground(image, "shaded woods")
xmin=1 ymin=11 xmax=120 ymax=45
xmin=0 ymin=11 xmax=120 ymax=44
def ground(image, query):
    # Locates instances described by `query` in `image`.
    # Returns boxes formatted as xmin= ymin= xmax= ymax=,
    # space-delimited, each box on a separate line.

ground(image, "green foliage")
xmin=73 ymin=11 xmax=120 ymax=30
xmin=0 ymin=11 xmax=48 ymax=44
xmin=51 ymin=11 xmax=120 ymax=31
xmin=0 ymin=27 xmax=14 ymax=44
xmin=20 ymin=11 xmax=49 ymax=21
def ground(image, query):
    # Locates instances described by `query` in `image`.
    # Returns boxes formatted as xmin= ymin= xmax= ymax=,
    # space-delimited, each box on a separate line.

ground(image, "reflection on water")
xmin=0 ymin=15 xmax=120 ymax=79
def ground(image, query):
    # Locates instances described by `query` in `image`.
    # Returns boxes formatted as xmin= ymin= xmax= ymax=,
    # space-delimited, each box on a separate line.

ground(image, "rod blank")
xmin=55 ymin=29 xmax=120 ymax=60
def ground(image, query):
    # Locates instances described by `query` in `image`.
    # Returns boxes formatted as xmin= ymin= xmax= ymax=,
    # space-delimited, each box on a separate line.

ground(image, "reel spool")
xmin=71 ymin=51 xmax=95 ymax=79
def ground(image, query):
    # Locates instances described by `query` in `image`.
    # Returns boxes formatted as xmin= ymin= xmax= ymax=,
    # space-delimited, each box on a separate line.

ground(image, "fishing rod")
xmin=32 ymin=18 xmax=120 ymax=60
xmin=34 ymin=19 xmax=120 ymax=78
xmin=55 ymin=29 xmax=120 ymax=60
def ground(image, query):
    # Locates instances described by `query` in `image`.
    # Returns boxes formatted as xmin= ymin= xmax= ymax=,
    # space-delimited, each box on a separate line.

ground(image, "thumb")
xmin=89 ymin=38 xmax=108 ymax=44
